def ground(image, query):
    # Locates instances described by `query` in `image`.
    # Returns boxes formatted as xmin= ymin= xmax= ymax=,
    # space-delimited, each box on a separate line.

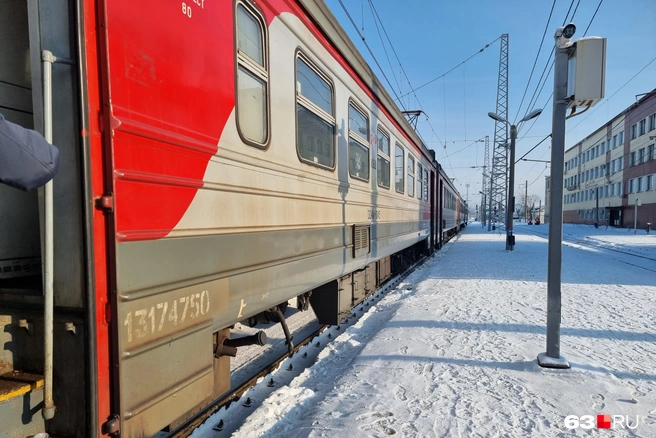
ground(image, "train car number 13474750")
xmin=124 ymin=291 xmax=211 ymax=343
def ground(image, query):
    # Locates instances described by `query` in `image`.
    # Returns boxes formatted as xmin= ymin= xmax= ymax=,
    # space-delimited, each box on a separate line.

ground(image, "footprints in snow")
xmin=357 ymin=411 xmax=396 ymax=435
xmin=591 ymin=393 xmax=606 ymax=410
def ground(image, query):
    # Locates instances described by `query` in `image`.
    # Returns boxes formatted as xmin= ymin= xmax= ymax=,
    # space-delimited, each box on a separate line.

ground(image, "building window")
xmin=596 ymin=145 xmax=600 ymax=157
xmin=348 ymin=102 xmax=370 ymax=181
xmin=377 ymin=127 xmax=391 ymax=189
xmin=617 ymin=182 xmax=622 ymax=196
xmin=630 ymin=151 xmax=636 ymax=166
xmin=648 ymin=144 xmax=655 ymax=161
xmin=605 ymin=185 xmax=609 ymax=198
xmin=637 ymin=177 xmax=643 ymax=192
xmin=395 ymin=144 xmax=404 ymax=194
xmin=610 ymin=184 xmax=615 ymax=197
xmin=619 ymin=131 xmax=624 ymax=145
xmin=639 ymin=119 xmax=646 ymax=136
xmin=629 ymin=179 xmax=634 ymax=193
xmin=612 ymin=135 xmax=617 ymax=148
xmin=638 ymin=148 xmax=645 ymax=164
xmin=649 ymin=114 xmax=656 ymax=132
xmin=647 ymin=174 xmax=653 ymax=191
xmin=611 ymin=159 xmax=616 ymax=173
xmin=594 ymin=167 xmax=599 ymax=179
xmin=295 ymin=55 xmax=335 ymax=168
xmin=407 ymin=154 xmax=415 ymax=197
xmin=236 ymin=2 xmax=269 ymax=146
xmin=618 ymin=157 xmax=623 ymax=170
xmin=631 ymin=124 xmax=637 ymax=140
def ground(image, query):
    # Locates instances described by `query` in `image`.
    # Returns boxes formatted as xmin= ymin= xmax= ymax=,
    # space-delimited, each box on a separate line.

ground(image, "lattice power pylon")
xmin=489 ymin=34 xmax=509 ymax=226
xmin=481 ymin=135 xmax=490 ymax=224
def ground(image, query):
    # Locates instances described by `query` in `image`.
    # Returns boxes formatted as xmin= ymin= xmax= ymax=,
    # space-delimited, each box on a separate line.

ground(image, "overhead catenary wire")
xmin=567 ymin=55 xmax=656 ymax=134
xmin=336 ymin=0 xmax=407 ymax=110
xmin=394 ymin=36 xmax=502 ymax=101
xmin=366 ymin=0 xmax=403 ymax=98
xmin=514 ymin=0 xmax=557 ymax=124
xmin=367 ymin=0 xmax=447 ymax=148
xmin=583 ymin=0 xmax=604 ymax=37
xmin=516 ymin=0 xmax=583 ymax=132
xmin=515 ymin=134 xmax=552 ymax=164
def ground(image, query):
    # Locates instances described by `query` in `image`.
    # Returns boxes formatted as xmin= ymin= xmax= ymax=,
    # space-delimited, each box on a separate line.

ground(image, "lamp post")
xmin=634 ymin=198 xmax=641 ymax=234
xmin=488 ymin=109 xmax=543 ymax=250
xmin=479 ymin=191 xmax=486 ymax=226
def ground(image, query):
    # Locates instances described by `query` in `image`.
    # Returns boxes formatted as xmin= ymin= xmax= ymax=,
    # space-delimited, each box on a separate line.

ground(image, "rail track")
xmin=520 ymin=226 xmax=656 ymax=269
xmin=161 ymin=249 xmax=437 ymax=438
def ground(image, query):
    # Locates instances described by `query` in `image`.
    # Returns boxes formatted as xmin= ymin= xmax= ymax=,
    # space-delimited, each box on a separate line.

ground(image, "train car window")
xmin=377 ymin=127 xmax=390 ymax=189
xmin=295 ymin=54 xmax=335 ymax=169
xmin=348 ymin=102 xmax=370 ymax=181
xmin=395 ymin=144 xmax=404 ymax=194
xmin=417 ymin=163 xmax=423 ymax=200
xmin=423 ymin=168 xmax=428 ymax=201
xmin=407 ymin=154 xmax=415 ymax=197
xmin=236 ymin=2 xmax=269 ymax=147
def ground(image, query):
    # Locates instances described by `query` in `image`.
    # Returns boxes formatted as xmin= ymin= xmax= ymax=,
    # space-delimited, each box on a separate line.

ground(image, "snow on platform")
xmin=231 ymin=224 xmax=656 ymax=437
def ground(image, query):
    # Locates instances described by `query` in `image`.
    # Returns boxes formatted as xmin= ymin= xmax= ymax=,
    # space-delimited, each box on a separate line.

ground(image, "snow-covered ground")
xmin=200 ymin=223 xmax=656 ymax=437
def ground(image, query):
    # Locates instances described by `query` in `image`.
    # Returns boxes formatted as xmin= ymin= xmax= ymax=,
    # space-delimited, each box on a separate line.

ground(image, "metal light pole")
xmin=538 ymin=23 xmax=576 ymax=369
xmin=488 ymin=109 xmax=542 ymax=250
xmin=465 ymin=183 xmax=470 ymax=220
xmin=488 ymin=171 xmax=494 ymax=231
xmin=634 ymin=198 xmax=640 ymax=234
xmin=479 ymin=191 xmax=486 ymax=227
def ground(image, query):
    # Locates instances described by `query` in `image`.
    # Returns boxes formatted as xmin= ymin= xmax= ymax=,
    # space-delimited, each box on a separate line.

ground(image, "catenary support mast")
xmin=490 ymin=34 xmax=509 ymax=228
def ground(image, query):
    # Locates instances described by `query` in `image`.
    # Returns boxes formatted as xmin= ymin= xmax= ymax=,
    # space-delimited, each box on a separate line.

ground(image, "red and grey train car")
xmin=0 ymin=0 xmax=465 ymax=436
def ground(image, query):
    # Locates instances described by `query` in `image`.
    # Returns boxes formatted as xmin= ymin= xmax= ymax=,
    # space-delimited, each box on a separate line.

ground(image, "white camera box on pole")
xmin=566 ymin=37 xmax=607 ymax=109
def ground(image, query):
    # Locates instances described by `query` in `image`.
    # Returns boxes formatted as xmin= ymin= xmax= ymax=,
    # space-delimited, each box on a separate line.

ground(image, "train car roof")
xmin=298 ymin=0 xmax=435 ymax=164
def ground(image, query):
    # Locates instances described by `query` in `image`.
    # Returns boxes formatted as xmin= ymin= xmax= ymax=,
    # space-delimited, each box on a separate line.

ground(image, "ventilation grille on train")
xmin=352 ymin=225 xmax=370 ymax=258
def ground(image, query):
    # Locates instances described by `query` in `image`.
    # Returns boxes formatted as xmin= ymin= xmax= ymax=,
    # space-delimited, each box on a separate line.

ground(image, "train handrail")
xmin=41 ymin=49 xmax=56 ymax=420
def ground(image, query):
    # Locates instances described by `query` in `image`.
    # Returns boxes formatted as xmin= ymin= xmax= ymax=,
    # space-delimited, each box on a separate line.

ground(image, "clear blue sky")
xmin=324 ymin=0 xmax=656 ymax=208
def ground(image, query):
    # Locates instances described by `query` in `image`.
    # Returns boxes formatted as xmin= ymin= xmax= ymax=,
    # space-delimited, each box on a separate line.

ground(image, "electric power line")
xmin=514 ymin=0 xmax=557 ymax=124
xmin=336 ymin=0 xmax=407 ymax=110
xmin=567 ymin=55 xmax=656 ymax=134
xmin=583 ymin=0 xmax=604 ymax=37
xmin=394 ymin=36 xmax=502 ymax=101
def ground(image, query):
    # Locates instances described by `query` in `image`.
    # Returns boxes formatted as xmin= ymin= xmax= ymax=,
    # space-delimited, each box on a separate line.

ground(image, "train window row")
xmin=235 ymin=1 xmax=429 ymax=200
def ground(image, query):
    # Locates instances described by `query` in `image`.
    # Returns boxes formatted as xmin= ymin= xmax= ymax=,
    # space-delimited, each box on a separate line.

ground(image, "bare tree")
xmin=517 ymin=193 xmax=542 ymax=220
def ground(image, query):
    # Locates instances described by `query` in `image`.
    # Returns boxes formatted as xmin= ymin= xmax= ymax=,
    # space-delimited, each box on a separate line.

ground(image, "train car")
xmin=0 ymin=1 xmax=464 ymax=437
xmin=439 ymin=166 xmax=466 ymax=240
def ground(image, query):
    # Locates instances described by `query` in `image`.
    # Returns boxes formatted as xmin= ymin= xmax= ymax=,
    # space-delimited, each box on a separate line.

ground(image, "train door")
xmin=430 ymin=170 xmax=435 ymax=251
xmin=438 ymin=177 xmax=444 ymax=247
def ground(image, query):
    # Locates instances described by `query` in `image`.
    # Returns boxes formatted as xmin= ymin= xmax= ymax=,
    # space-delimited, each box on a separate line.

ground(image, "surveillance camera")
xmin=563 ymin=23 xmax=576 ymax=39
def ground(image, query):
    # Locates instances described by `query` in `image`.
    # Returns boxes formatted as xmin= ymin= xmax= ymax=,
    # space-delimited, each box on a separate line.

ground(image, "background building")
xmin=562 ymin=90 xmax=656 ymax=229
